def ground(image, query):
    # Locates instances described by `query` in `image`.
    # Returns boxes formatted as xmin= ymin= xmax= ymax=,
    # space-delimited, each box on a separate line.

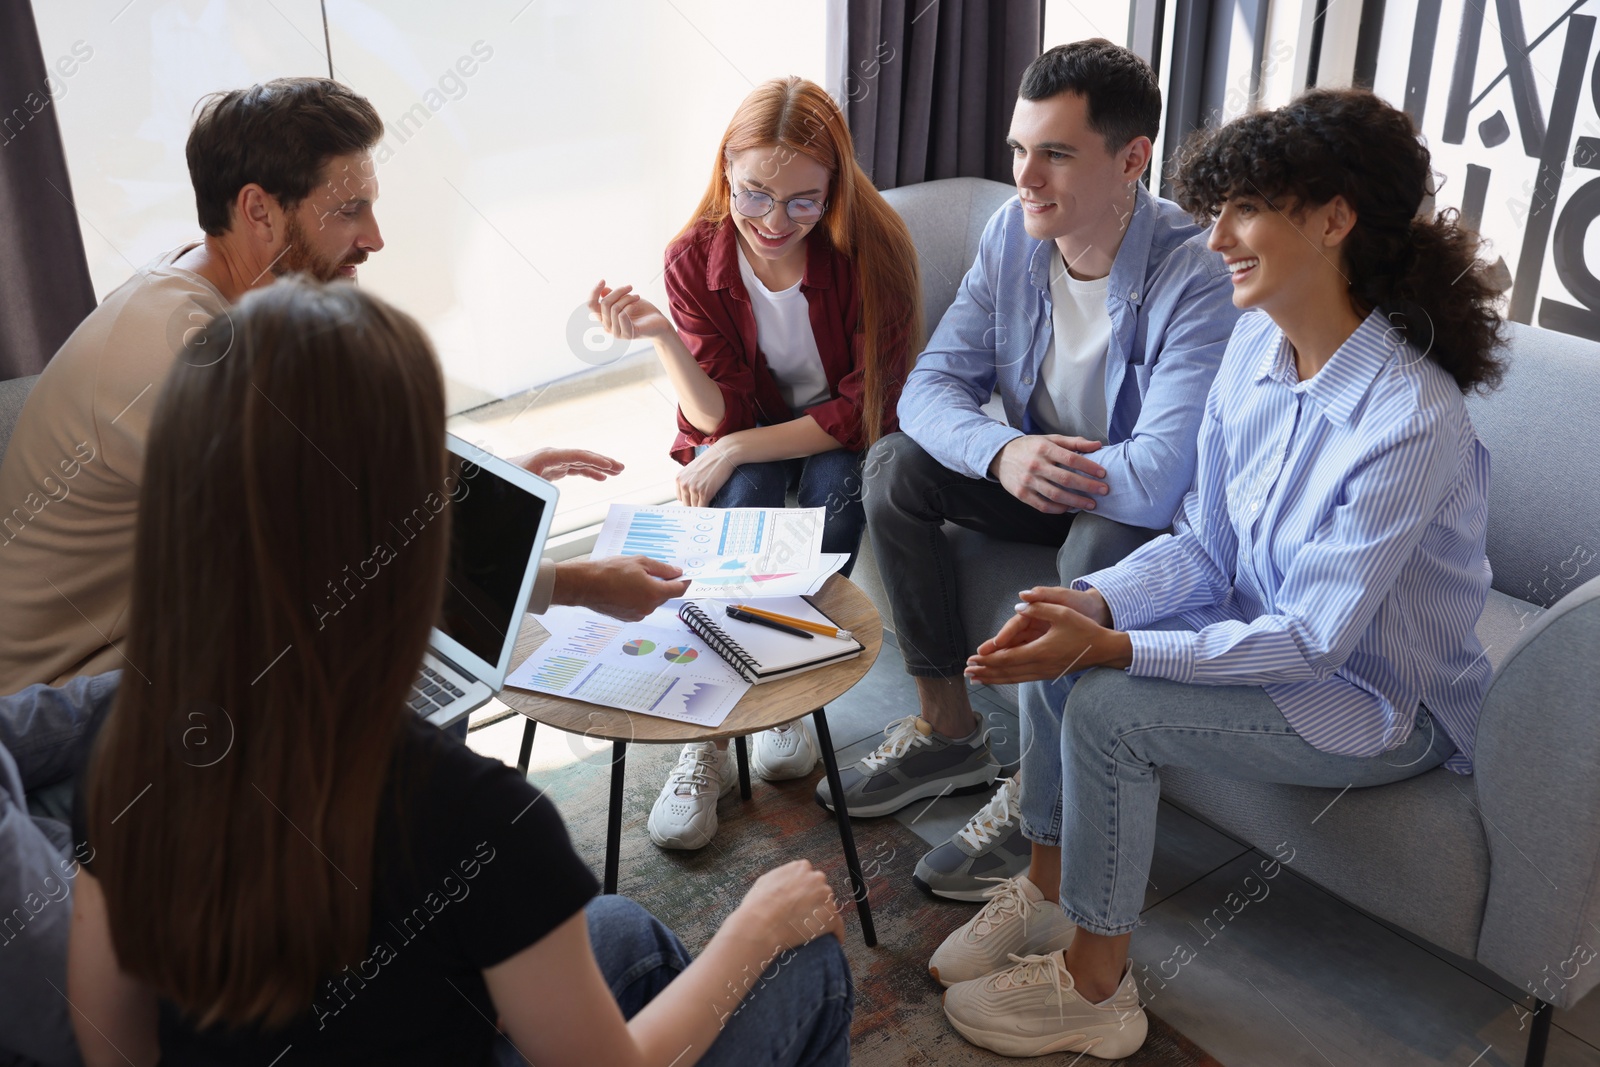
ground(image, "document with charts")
xmin=591 ymin=505 xmax=840 ymax=597
xmin=505 ymin=604 xmax=750 ymax=728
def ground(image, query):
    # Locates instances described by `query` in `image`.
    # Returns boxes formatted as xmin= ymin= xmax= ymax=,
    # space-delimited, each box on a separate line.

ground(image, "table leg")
xmin=604 ymin=739 xmax=627 ymax=895
xmin=516 ymin=718 xmax=537 ymax=777
xmin=812 ymin=707 xmax=877 ymax=947
xmin=734 ymin=735 xmax=752 ymax=800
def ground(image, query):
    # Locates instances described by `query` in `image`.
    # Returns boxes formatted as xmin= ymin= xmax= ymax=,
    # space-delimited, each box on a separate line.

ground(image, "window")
xmin=34 ymin=0 xmax=826 ymax=535
xmin=1044 ymin=0 xmax=1134 ymax=48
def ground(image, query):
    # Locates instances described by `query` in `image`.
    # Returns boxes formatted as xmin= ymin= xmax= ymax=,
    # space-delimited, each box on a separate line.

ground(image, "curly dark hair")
xmin=1171 ymin=88 xmax=1505 ymax=394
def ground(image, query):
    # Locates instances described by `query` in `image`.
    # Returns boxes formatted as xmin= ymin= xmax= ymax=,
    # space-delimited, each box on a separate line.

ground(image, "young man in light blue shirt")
xmin=818 ymin=41 xmax=1241 ymax=898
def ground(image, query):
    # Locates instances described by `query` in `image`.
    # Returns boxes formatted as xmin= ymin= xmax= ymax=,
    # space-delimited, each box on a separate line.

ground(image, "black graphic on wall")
xmin=1382 ymin=1 xmax=1600 ymax=342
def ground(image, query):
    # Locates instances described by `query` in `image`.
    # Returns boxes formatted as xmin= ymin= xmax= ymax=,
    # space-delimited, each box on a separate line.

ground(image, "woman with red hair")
xmin=592 ymin=77 xmax=922 ymax=852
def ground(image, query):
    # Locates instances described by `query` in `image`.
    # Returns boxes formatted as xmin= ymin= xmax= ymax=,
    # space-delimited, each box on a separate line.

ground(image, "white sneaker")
xmin=750 ymin=721 xmax=819 ymax=781
xmin=943 ymin=953 xmax=1147 ymax=1059
xmin=648 ymin=743 xmax=735 ymax=850
xmin=928 ymin=873 xmax=1076 ymax=987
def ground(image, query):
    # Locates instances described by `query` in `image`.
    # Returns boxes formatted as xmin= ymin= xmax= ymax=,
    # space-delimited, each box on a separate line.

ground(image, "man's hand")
xmin=552 ymin=556 xmax=691 ymax=622
xmin=515 ymin=448 xmax=625 ymax=483
xmin=989 ymin=435 xmax=1108 ymax=513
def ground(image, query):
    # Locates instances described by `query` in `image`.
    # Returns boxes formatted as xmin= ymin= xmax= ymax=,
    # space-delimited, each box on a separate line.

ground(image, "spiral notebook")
xmin=677 ymin=596 xmax=863 ymax=684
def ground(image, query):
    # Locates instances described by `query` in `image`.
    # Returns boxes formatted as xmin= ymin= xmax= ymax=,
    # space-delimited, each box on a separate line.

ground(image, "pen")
xmin=730 ymin=603 xmax=854 ymax=640
xmin=726 ymin=606 xmax=814 ymax=639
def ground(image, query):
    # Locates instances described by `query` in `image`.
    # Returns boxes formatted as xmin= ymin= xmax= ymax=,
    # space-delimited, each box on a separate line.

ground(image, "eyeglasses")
xmin=732 ymin=187 xmax=827 ymax=225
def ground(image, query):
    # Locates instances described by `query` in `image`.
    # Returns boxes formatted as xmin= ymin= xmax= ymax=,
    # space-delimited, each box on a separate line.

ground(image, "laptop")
xmin=411 ymin=434 xmax=559 ymax=729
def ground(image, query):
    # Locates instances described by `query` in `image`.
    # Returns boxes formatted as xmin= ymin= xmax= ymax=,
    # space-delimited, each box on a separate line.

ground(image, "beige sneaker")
xmin=928 ymin=873 xmax=1076 ymax=987
xmin=943 ymin=952 xmax=1147 ymax=1058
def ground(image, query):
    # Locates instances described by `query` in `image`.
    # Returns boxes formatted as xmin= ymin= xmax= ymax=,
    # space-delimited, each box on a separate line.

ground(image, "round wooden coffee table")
xmin=498 ymin=575 xmax=883 ymax=945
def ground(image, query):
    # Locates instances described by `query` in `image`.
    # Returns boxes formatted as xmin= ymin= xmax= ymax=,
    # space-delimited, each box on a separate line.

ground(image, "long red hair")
xmin=680 ymin=76 xmax=922 ymax=446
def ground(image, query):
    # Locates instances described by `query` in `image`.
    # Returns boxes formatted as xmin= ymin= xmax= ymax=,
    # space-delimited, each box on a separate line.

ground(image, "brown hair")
xmin=187 ymin=78 xmax=385 ymax=236
xmin=85 ymin=277 xmax=449 ymax=1028
xmin=679 ymin=76 xmax=923 ymax=446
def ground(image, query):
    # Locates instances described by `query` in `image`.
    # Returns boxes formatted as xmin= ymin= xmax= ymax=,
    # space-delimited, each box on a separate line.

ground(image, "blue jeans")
xmin=708 ymin=450 xmax=866 ymax=578
xmin=1017 ymin=619 xmax=1455 ymax=936
xmin=0 ymin=670 xmax=121 ymax=1067
xmin=492 ymin=895 xmax=853 ymax=1066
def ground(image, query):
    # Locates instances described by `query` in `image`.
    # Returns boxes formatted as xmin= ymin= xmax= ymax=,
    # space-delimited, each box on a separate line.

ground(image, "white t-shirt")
xmin=736 ymin=245 xmax=831 ymax=413
xmin=1028 ymin=257 xmax=1112 ymax=441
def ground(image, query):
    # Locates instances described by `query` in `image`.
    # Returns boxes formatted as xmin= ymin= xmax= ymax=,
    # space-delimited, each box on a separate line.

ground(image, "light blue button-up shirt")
xmin=1078 ymin=310 xmax=1493 ymax=774
xmin=896 ymin=181 xmax=1241 ymax=530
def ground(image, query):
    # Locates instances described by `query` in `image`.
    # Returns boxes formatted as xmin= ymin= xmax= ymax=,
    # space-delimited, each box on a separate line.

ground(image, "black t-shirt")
xmin=73 ymin=717 xmax=599 ymax=1065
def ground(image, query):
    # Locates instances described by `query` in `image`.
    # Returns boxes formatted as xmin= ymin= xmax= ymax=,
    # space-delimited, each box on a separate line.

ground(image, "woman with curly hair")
xmin=926 ymin=87 xmax=1505 ymax=1059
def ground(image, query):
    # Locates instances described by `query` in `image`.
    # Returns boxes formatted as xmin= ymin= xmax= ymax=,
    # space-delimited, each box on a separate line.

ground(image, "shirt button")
xmin=1250 ymin=502 xmax=1260 ymax=515
xmin=1023 ymin=376 xmax=1034 ymax=385
xmin=1129 ymin=291 xmax=1139 ymax=301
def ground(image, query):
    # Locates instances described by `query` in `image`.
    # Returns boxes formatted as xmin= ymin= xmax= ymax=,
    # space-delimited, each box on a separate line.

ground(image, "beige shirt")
xmin=0 ymin=244 xmax=224 ymax=692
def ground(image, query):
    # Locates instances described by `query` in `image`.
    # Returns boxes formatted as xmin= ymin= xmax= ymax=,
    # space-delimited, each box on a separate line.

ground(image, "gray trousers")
xmin=862 ymin=433 xmax=1164 ymax=676
xmin=0 ymin=671 xmax=120 ymax=1067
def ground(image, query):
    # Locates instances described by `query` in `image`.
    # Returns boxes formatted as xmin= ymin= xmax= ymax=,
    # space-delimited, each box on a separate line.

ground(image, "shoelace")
xmin=860 ymin=716 xmax=933 ymax=772
xmin=668 ymin=745 xmax=720 ymax=797
xmin=991 ymin=952 xmax=1073 ymax=1028
xmin=957 ymin=774 xmax=1021 ymax=850
xmin=968 ymin=875 xmax=1035 ymax=939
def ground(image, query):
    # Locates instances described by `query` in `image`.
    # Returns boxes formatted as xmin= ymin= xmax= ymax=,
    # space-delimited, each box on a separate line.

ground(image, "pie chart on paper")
xmin=622 ymin=639 xmax=656 ymax=656
xmin=662 ymin=646 xmax=698 ymax=664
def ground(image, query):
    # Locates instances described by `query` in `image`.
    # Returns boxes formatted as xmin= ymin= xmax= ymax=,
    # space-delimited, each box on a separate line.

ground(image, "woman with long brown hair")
xmin=66 ymin=277 xmax=852 ymax=1067
xmin=591 ymin=77 xmax=923 ymax=849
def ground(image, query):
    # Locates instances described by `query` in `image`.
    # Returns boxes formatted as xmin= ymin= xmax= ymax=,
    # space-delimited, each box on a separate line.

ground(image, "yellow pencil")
xmin=731 ymin=603 xmax=854 ymax=640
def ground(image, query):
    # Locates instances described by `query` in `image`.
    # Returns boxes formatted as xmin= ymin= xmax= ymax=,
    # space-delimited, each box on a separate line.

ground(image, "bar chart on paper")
xmin=616 ymin=509 xmax=689 ymax=561
xmin=524 ymin=654 xmax=588 ymax=690
xmin=592 ymin=506 xmax=827 ymax=588
xmin=568 ymin=617 xmax=622 ymax=655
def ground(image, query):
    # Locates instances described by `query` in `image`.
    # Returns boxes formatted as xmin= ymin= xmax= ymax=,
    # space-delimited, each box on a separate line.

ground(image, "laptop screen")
xmin=438 ymin=454 xmax=550 ymax=673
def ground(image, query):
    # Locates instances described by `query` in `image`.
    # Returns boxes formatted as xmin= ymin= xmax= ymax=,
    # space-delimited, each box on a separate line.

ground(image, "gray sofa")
xmin=883 ymin=177 xmax=1600 ymax=1066
xmin=0 ymin=375 xmax=39 ymax=458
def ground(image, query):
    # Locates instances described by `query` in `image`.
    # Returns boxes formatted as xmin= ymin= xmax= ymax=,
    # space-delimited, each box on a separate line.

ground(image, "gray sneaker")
xmin=914 ymin=773 xmax=1031 ymax=901
xmin=815 ymin=715 xmax=998 ymax=818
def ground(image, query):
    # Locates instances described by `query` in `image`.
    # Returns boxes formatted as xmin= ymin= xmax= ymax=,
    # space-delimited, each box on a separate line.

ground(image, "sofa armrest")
xmin=1474 ymin=574 xmax=1600 ymax=1008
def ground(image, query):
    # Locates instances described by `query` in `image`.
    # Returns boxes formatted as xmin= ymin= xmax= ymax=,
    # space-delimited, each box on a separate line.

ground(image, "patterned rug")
xmin=535 ymin=742 xmax=1225 ymax=1066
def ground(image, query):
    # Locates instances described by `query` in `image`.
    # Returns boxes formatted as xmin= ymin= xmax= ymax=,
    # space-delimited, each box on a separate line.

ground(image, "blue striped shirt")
xmin=1075 ymin=310 xmax=1493 ymax=773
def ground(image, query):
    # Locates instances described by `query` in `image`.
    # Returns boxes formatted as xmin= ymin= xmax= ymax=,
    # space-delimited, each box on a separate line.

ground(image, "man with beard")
xmin=0 ymin=78 xmax=388 ymax=693
xmin=0 ymin=78 xmax=682 ymax=695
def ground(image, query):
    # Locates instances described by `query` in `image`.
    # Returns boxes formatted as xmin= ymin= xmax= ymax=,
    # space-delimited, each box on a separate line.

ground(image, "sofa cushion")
xmin=1159 ymin=766 xmax=1490 ymax=958
xmin=1465 ymin=322 xmax=1600 ymax=606
xmin=881 ymin=177 xmax=1016 ymax=340
xmin=0 ymin=374 xmax=39 ymax=460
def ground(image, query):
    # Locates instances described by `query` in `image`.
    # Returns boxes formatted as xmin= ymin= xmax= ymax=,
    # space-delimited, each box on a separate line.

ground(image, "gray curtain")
xmin=846 ymin=0 xmax=1044 ymax=190
xmin=0 ymin=0 xmax=96 ymax=379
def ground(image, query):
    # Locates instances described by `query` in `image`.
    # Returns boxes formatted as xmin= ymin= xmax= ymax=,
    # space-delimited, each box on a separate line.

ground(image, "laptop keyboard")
xmin=408 ymin=665 xmax=466 ymax=716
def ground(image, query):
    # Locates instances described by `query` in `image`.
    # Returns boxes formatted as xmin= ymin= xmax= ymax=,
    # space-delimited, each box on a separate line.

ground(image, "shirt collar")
xmin=1028 ymin=181 xmax=1156 ymax=306
xmin=1256 ymin=310 xmax=1400 ymax=425
xmin=706 ymin=218 xmax=835 ymax=295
